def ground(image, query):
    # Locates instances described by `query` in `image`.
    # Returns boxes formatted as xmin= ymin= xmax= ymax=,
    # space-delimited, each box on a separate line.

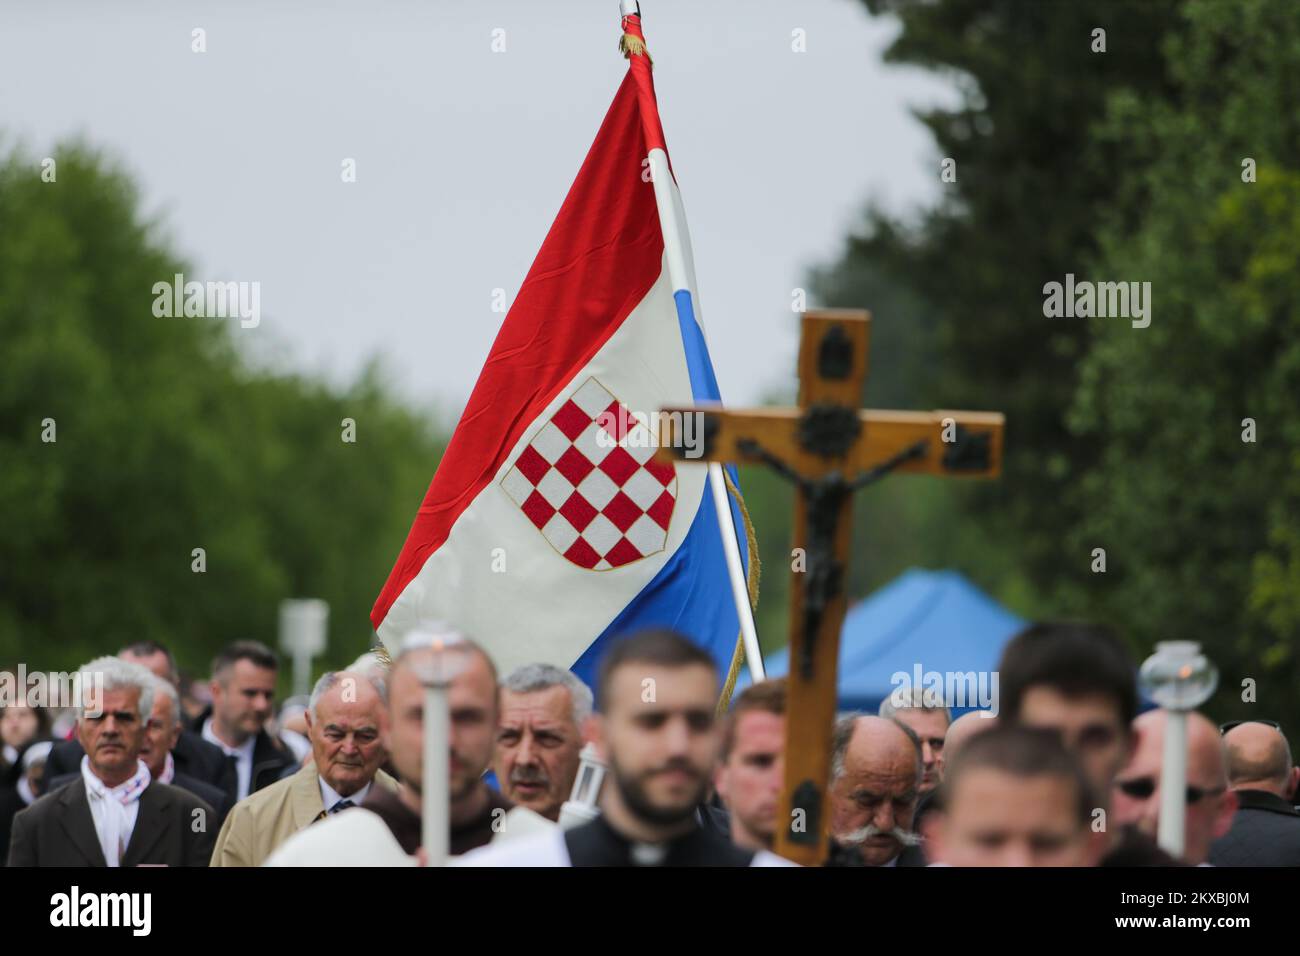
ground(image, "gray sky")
xmin=0 ymin=0 xmax=957 ymax=418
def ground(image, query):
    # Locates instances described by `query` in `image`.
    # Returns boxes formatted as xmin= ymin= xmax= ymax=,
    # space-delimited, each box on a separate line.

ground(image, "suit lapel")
xmin=291 ymin=765 xmax=327 ymax=828
xmin=58 ymin=779 xmax=108 ymax=867
xmin=121 ymin=784 xmax=169 ymax=866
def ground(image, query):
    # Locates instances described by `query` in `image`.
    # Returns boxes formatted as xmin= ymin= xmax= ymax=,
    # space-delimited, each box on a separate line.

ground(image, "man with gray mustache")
xmin=827 ymin=715 xmax=924 ymax=866
xmin=492 ymin=664 xmax=591 ymax=821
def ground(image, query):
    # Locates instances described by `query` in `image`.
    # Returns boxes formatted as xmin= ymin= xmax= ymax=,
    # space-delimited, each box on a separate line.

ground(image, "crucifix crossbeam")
xmin=655 ymin=309 xmax=1005 ymax=866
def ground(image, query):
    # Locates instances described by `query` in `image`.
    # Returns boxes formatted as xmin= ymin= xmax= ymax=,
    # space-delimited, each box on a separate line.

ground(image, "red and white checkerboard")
xmin=500 ymin=377 xmax=678 ymax=570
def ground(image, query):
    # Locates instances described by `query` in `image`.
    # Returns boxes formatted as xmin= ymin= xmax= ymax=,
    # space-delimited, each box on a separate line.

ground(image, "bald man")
xmin=1111 ymin=710 xmax=1237 ymax=865
xmin=827 ymin=716 xmax=924 ymax=866
xmin=1209 ymin=721 xmax=1300 ymax=866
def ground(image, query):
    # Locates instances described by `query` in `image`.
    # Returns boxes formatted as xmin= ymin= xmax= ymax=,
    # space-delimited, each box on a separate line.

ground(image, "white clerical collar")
xmin=202 ymin=718 xmax=256 ymax=759
xmin=319 ymin=775 xmax=370 ymax=813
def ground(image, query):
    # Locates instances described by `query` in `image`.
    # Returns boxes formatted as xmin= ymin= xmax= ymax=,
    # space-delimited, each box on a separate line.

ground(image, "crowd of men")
xmin=2 ymin=621 xmax=1299 ymax=867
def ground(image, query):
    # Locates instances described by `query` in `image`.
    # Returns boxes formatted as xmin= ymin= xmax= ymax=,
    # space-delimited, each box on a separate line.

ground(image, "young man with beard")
xmin=457 ymin=629 xmax=794 ymax=866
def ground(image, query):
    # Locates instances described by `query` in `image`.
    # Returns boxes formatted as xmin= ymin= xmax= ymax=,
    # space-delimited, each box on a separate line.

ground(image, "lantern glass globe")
xmin=1139 ymin=641 xmax=1217 ymax=710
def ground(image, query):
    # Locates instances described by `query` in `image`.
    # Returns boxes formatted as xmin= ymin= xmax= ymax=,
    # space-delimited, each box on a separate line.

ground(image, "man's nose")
xmin=922 ymin=741 xmax=935 ymax=765
xmin=516 ymin=733 xmax=538 ymax=766
xmin=663 ymin=716 xmax=692 ymax=754
xmin=872 ymin=803 xmax=897 ymax=832
xmin=1002 ymin=841 xmax=1033 ymax=868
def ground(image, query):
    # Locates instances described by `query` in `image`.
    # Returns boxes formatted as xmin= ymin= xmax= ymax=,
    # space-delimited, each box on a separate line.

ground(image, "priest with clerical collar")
xmin=456 ymin=628 xmax=795 ymax=867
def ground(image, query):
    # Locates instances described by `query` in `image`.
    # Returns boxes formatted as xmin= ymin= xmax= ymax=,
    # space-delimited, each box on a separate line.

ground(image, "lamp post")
xmin=1138 ymin=641 xmax=1218 ymax=858
xmin=278 ymin=599 xmax=328 ymax=698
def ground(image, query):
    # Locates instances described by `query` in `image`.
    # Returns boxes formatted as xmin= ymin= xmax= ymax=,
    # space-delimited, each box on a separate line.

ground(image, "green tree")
xmin=0 ymin=143 xmax=446 ymax=682
xmin=1067 ymin=0 xmax=1300 ymax=724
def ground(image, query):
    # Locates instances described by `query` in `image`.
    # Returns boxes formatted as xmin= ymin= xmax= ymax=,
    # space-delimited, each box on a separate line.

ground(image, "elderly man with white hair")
xmin=7 ymin=657 xmax=216 ymax=866
xmin=209 ymin=669 xmax=397 ymax=866
xmin=492 ymin=663 xmax=592 ymax=821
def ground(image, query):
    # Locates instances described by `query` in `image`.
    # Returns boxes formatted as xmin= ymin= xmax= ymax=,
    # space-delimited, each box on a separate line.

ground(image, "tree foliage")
xmin=0 ymin=143 xmax=445 ymax=680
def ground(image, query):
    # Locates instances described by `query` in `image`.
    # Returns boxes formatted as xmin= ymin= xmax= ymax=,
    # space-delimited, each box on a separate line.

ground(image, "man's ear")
xmin=1286 ymin=766 xmax=1299 ymax=802
xmin=1213 ymin=790 xmax=1239 ymax=839
xmin=591 ymin=714 xmax=609 ymax=763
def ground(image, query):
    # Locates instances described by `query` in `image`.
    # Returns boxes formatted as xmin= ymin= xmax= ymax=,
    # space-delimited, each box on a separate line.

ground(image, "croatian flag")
xmin=372 ymin=11 xmax=755 ymax=690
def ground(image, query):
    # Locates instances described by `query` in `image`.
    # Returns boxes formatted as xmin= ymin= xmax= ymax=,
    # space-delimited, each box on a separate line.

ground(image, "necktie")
xmin=329 ymin=799 xmax=355 ymax=814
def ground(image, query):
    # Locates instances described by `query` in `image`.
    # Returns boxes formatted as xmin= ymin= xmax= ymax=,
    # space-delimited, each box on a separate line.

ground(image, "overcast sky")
xmin=0 ymin=0 xmax=957 ymax=418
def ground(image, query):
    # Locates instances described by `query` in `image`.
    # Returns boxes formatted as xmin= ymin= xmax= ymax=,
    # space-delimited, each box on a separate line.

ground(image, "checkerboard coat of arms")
xmin=500 ymin=377 xmax=678 ymax=570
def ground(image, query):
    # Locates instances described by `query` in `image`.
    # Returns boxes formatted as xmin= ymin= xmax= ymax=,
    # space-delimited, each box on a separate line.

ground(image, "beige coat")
xmin=210 ymin=761 xmax=397 ymax=867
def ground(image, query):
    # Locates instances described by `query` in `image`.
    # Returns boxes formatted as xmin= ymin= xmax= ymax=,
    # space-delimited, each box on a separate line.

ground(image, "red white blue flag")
xmin=372 ymin=11 xmax=756 ymax=690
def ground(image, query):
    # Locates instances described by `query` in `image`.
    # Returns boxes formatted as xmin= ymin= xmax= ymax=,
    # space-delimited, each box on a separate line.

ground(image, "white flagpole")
xmin=644 ymin=149 xmax=765 ymax=683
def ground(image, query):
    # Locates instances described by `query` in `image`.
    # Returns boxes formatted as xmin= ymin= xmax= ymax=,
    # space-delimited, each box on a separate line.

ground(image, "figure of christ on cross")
xmin=656 ymin=309 xmax=1005 ymax=866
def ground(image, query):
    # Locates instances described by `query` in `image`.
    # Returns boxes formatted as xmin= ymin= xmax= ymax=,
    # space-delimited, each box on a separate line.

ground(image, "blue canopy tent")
xmin=737 ymin=568 xmax=1026 ymax=715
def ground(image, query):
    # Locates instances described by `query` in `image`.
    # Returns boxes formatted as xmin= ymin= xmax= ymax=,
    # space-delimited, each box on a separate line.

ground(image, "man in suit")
xmin=191 ymin=641 xmax=298 ymax=800
xmin=45 ymin=640 xmax=236 ymax=801
xmin=210 ymin=670 xmax=397 ymax=866
xmin=1210 ymin=720 xmax=1300 ymax=866
xmin=47 ymin=675 xmax=232 ymax=829
xmin=7 ymin=657 xmax=215 ymax=867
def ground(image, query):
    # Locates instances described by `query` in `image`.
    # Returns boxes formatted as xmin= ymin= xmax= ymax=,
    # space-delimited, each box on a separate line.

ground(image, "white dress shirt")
xmin=80 ymin=756 xmax=151 ymax=867
xmin=319 ymin=776 xmax=371 ymax=815
xmin=201 ymin=719 xmax=257 ymax=800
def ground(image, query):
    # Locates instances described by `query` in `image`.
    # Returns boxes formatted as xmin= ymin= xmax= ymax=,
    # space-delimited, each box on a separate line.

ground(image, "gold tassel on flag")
xmin=618 ymin=31 xmax=652 ymax=67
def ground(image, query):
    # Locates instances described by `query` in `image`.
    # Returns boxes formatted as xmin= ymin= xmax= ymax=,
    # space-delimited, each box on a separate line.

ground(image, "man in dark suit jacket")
xmin=9 ymin=775 xmax=214 ymax=867
xmin=188 ymin=641 xmax=298 ymax=800
xmin=6 ymin=656 xmax=215 ymax=867
xmin=1210 ymin=722 xmax=1300 ymax=866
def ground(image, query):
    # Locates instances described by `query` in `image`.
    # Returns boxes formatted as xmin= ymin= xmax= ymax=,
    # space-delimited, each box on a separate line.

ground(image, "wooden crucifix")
xmin=656 ymin=309 xmax=1004 ymax=866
